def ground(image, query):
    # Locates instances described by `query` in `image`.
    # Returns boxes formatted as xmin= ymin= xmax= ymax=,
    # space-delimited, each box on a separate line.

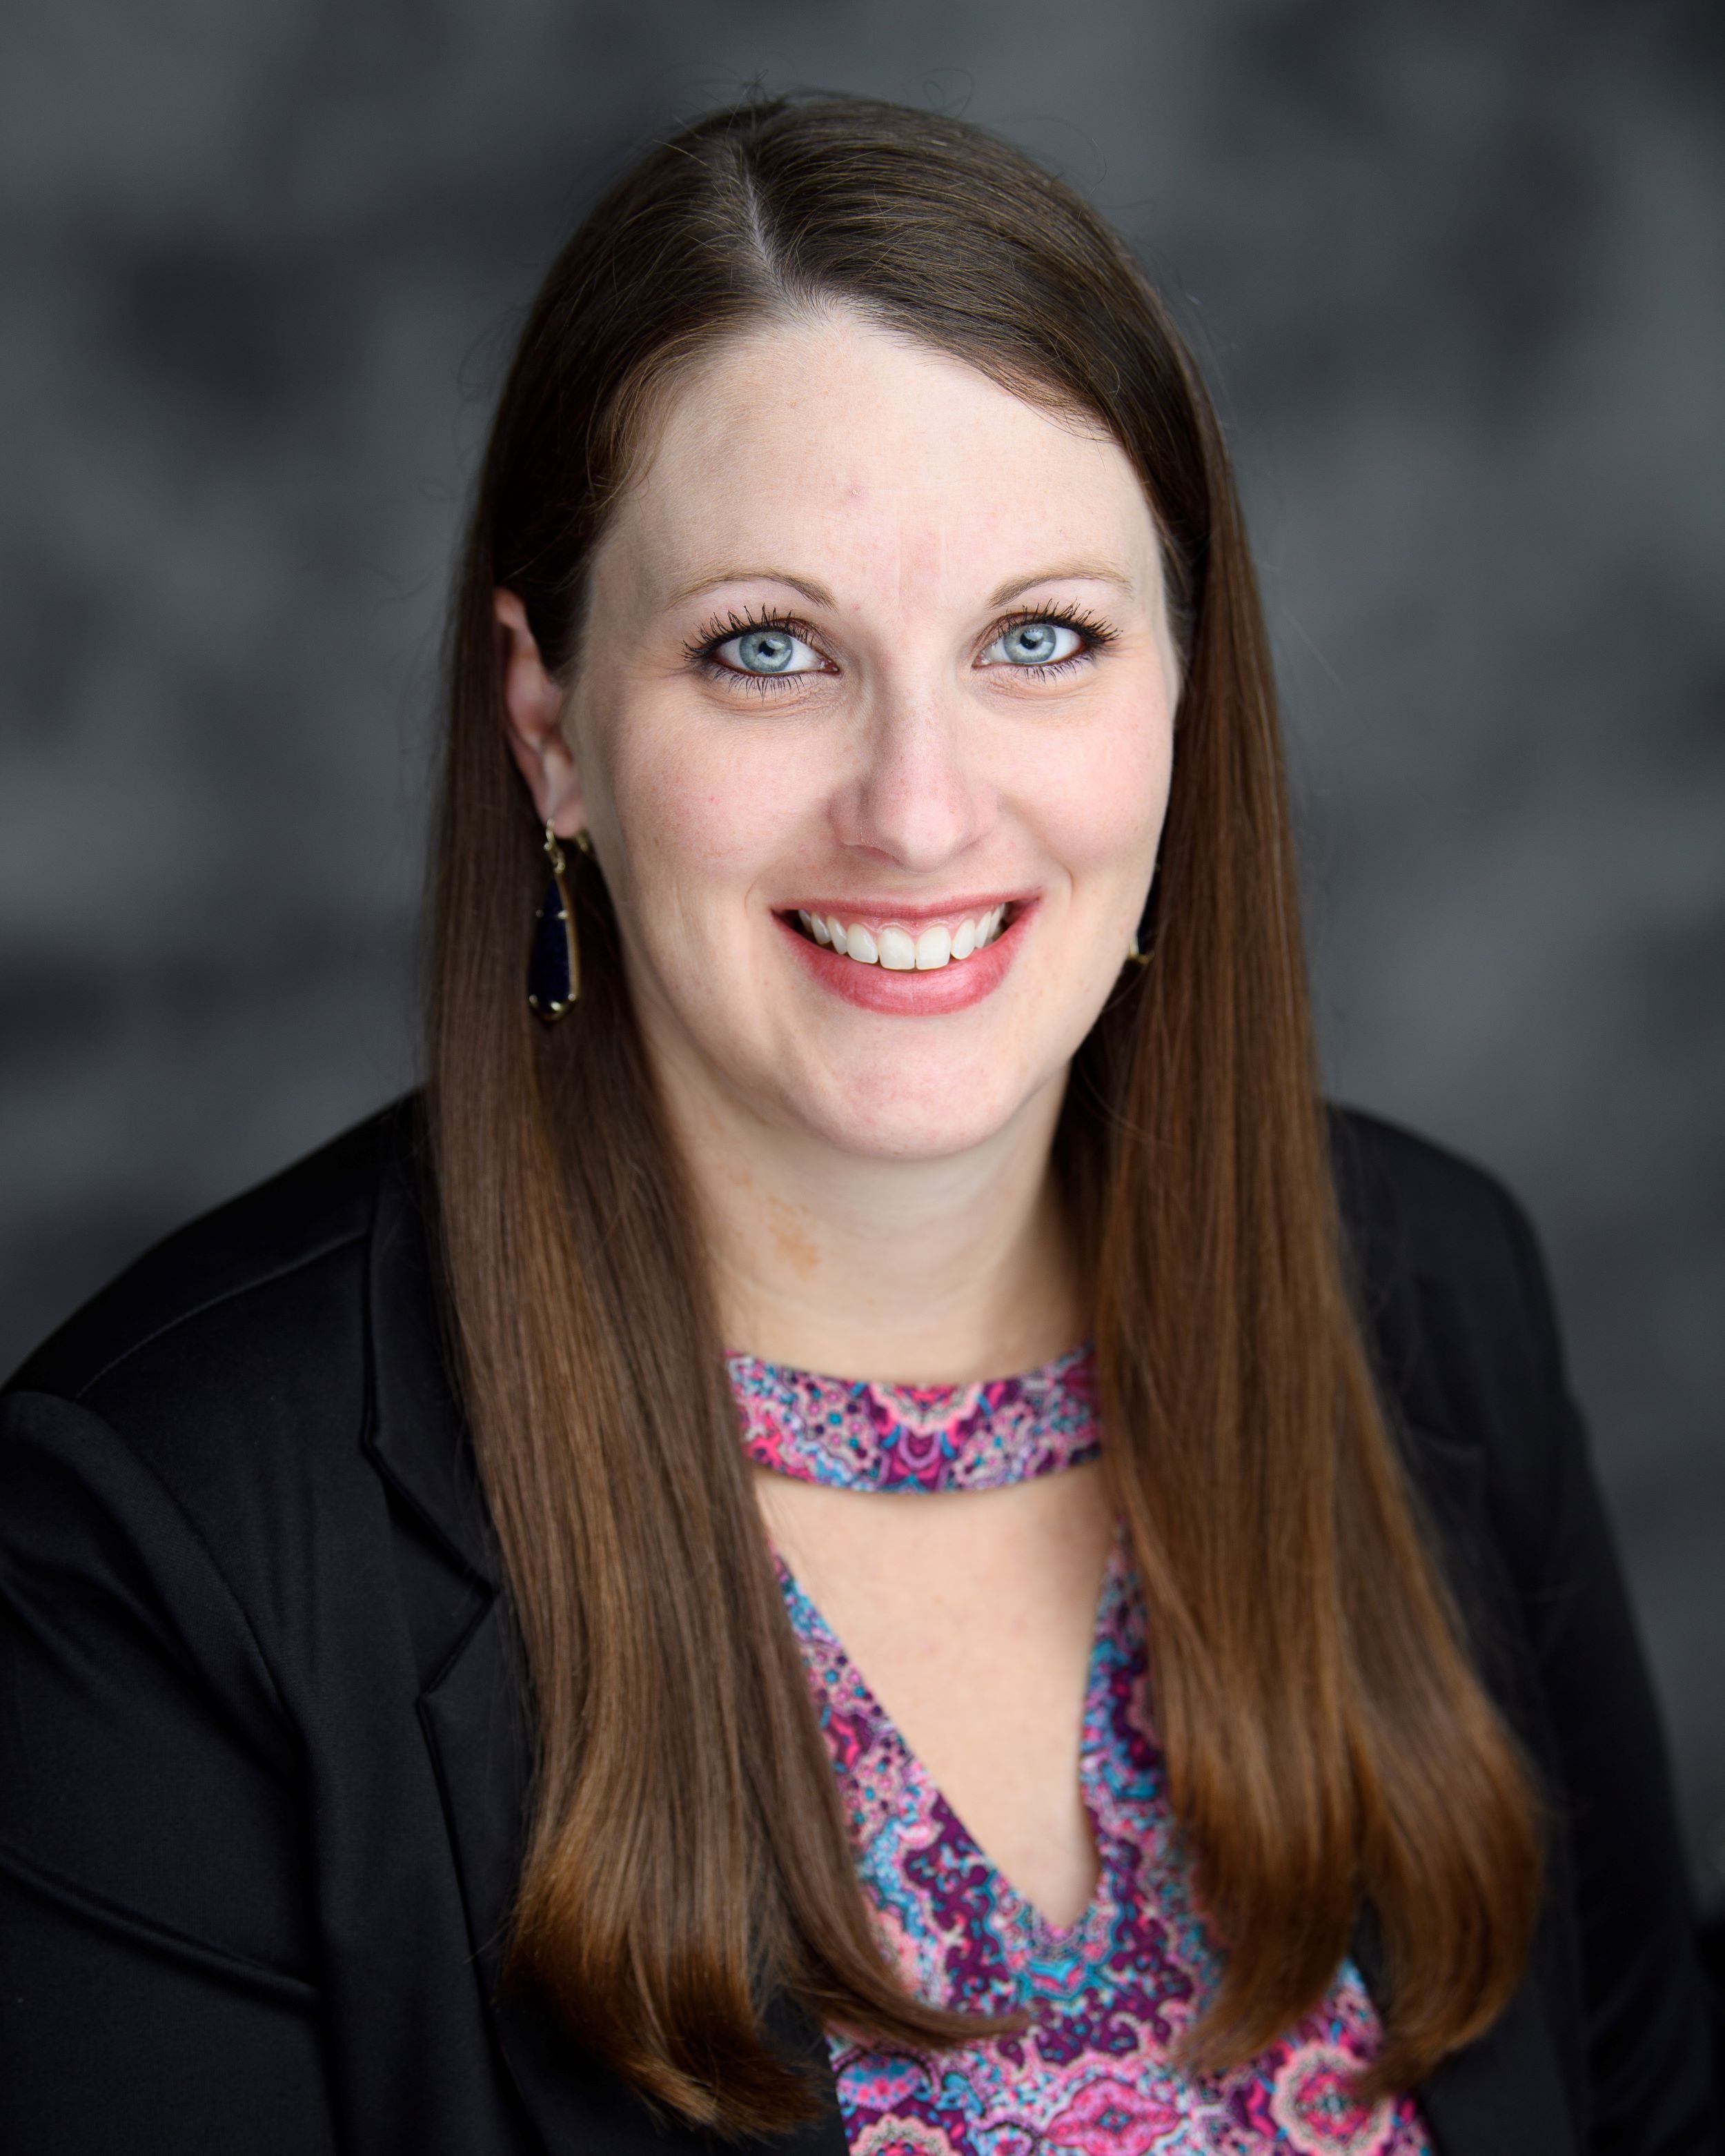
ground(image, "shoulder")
xmin=1324 ymin=1102 xmax=1575 ymax=1592
xmin=1326 ymin=1100 xmax=1544 ymax=1303
xmin=1325 ymin=1098 xmax=1559 ymax=1378
xmin=1 ymin=1098 xmax=422 ymax=1537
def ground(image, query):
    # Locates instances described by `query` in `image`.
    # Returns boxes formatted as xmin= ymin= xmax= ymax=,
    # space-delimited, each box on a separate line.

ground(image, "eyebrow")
xmin=664 ymin=560 xmax=1136 ymax=613
xmin=666 ymin=567 xmax=838 ymax=609
xmin=986 ymin=562 xmax=1136 ymax=608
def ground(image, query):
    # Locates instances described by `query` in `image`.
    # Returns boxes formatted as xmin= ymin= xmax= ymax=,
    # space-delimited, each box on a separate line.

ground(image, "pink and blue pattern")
xmin=733 ymin=1346 xmax=1432 ymax=2156
xmin=730 ymin=1343 xmax=1100 ymax=1492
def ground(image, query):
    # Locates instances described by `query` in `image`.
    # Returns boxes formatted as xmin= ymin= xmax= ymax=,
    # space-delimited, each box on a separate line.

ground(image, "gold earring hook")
xmin=544 ymin=820 xmax=593 ymax=868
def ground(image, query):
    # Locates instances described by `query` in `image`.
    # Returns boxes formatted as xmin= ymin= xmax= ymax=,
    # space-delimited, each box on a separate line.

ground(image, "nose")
xmin=832 ymin=684 xmax=998 ymax=872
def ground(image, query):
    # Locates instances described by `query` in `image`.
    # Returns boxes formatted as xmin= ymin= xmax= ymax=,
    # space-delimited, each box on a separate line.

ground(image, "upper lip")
xmin=780 ymin=894 xmax=1031 ymax=924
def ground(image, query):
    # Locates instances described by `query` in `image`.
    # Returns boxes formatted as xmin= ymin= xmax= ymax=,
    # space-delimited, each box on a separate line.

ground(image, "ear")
xmin=495 ymin=589 xmax=589 ymax=835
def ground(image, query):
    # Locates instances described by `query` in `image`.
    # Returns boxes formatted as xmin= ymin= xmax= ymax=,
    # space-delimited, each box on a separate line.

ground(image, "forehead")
xmin=607 ymin=313 xmax=1161 ymax=607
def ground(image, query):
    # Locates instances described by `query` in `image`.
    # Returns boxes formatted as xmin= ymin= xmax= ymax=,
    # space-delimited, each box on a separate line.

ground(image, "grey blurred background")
xmin=1 ymin=1 xmax=1720 ymax=1886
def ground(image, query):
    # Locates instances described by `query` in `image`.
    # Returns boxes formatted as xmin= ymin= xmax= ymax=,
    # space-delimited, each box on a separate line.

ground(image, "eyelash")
xmin=988 ymin=605 xmax=1117 ymax=678
xmin=683 ymin=606 xmax=833 ymax=696
xmin=683 ymin=603 xmax=1116 ymax=692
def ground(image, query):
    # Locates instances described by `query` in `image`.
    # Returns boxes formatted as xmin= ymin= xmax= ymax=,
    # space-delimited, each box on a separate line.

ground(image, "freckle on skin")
xmin=767 ymin=1198 xmax=820 ymax=1280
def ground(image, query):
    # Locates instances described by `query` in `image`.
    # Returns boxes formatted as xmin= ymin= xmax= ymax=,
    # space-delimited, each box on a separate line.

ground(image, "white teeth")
xmin=876 ymin=926 xmax=916 ymax=971
xmin=914 ymin=924 xmax=952 ymax=970
xmin=796 ymin=906 xmax=1013 ymax=968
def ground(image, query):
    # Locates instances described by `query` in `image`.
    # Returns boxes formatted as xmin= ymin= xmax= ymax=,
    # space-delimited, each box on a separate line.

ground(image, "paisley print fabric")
xmin=729 ymin=1343 xmax=1100 ymax=1492
xmin=734 ymin=1346 xmax=1432 ymax=2156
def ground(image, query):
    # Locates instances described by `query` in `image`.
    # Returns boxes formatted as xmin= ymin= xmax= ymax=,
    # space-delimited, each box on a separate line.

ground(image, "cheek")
xmin=600 ymin=699 xmax=818 ymax=920
xmin=1016 ymin=695 xmax=1175 ymax=890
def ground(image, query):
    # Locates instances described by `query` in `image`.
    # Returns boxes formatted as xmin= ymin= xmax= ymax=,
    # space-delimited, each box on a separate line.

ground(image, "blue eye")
xmin=715 ymin=626 xmax=823 ymax=675
xmin=984 ymin=619 xmax=1087 ymax=669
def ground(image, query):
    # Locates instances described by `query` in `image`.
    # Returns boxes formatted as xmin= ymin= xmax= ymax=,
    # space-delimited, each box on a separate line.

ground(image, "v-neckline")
xmin=772 ymin=1526 xmax=1141 ymax=1948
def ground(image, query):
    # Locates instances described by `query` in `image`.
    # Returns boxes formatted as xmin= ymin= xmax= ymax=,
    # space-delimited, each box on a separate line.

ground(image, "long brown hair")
xmin=428 ymin=95 xmax=1541 ymax=2132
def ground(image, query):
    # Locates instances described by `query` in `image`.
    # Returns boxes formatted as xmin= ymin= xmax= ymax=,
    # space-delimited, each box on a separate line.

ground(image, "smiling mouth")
xmin=785 ymin=904 xmax=1015 ymax=973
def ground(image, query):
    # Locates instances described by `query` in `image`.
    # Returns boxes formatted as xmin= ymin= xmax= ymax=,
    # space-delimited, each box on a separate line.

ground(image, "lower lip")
xmin=778 ymin=908 xmax=1029 ymax=1014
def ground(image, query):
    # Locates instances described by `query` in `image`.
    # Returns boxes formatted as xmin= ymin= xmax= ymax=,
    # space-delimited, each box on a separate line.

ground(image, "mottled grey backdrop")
xmin=2 ymin=1 xmax=1720 ymax=1883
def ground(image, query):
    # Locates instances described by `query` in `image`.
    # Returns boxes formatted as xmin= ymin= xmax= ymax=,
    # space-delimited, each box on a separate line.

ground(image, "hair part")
xmin=427 ymin=93 xmax=1541 ymax=2133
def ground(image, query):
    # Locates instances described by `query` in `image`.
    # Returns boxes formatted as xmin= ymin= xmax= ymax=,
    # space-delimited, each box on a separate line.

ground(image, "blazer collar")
xmin=362 ymin=1128 xmax=499 ymax=1590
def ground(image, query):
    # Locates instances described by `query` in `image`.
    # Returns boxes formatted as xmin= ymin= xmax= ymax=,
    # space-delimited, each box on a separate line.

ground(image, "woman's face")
xmin=515 ymin=313 xmax=1180 ymax=1163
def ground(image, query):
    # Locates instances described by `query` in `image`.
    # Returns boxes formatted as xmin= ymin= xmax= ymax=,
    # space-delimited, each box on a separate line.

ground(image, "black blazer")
xmin=0 ymin=1100 xmax=1715 ymax=2156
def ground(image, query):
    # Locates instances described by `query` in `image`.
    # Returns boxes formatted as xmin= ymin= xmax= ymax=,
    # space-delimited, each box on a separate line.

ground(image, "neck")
xmin=655 ymin=1063 xmax=1083 ymax=1387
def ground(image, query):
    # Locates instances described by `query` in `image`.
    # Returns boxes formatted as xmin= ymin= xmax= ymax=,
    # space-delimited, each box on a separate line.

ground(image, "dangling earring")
xmin=1127 ymin=931 xmax=1150 ymax=967
xmin=527 ymin=821 xmax=589 ymax=1020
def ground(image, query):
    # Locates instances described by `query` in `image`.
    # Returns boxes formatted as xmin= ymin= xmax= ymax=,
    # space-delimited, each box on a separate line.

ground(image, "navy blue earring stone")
xmin=527 ymin=824 xmax=580 ymax=1020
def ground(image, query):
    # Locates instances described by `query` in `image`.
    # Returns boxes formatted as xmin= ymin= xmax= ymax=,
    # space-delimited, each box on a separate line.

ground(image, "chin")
xmin=782 ymin=1052 xmax=1045 ymax=1163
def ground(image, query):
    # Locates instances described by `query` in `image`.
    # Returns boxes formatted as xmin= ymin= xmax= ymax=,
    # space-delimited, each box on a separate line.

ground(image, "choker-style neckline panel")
xmin=728 ymin=1341 xmax=1100 ymax=1492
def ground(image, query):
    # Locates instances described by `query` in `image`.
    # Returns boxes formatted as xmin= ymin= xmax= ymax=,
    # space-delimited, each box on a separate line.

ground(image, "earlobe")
xmin=495 ymin=588 xmax=587 ymax=833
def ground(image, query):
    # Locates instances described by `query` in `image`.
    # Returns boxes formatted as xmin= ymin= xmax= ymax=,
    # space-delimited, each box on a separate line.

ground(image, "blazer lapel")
xmin=364 ymin=1136 xmax=845 ymax=2156
xmin=415 ymin=1595 xmax=677 ymax=2156
xmin=1331 ymin=1114 xmax=1582 ymax=2153
xmin=1417 ymin=1987 xmax=1576 ymax=2156
xmin=1355 ymin=1403 xmax=1577 ymax=2150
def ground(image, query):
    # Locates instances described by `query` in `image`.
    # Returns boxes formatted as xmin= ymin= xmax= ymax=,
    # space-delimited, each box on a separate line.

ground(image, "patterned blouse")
xmin=729 ymin=1345 xmax=1432 ymax=2156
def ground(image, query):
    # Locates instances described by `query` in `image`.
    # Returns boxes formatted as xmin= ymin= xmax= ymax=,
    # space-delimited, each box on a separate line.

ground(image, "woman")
xmin=0 ymin=97 xmax=1713 ymax=2156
